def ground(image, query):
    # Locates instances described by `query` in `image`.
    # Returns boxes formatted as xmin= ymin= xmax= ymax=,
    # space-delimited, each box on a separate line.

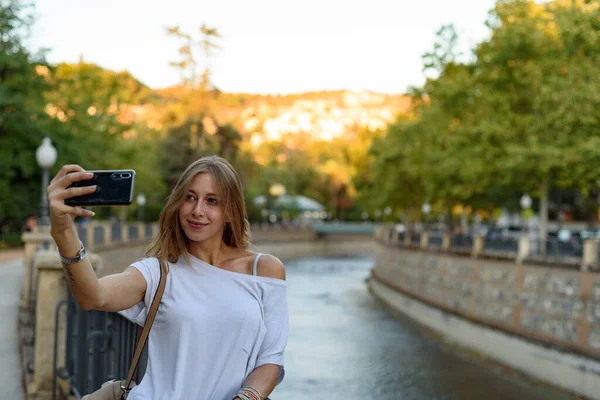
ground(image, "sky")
xmin=29 ymin=0 xmax=498 ymax=95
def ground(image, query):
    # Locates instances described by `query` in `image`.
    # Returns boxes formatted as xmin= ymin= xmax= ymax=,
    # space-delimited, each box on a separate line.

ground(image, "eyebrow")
xmin=189 ymin=189 xmax=220 ymax=197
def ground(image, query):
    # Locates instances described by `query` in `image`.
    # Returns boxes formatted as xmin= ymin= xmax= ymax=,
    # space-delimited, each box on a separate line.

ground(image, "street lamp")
xmin=384 ymin=207 xmax=392 ymax=218
xmin=136 ymin=193 xmax=147 ymax=221
xmin=422 ymin=202 xmax=431 ymax=230
xmin=520 ymin=193 xmax=532 ymax=233
xmin=374 ymin=209 xmax=382 ymax=221
xmin=421 ymin=202 xmax=431 ymax=215
xmin=35 ymin=137 xmax=57 ymax=227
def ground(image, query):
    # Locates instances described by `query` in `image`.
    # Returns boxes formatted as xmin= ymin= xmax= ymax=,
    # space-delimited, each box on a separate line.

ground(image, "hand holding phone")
xmin=65 ymin=170 xmax=136 ymax=207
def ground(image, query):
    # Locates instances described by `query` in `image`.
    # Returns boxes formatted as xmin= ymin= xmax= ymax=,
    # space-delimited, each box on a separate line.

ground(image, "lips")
xmin=188 ymin=221 xmax=208 ymax=229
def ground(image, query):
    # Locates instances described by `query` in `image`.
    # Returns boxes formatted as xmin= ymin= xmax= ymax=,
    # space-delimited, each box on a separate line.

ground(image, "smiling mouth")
xmin=188 ymin=221 xmax=208 ymax=229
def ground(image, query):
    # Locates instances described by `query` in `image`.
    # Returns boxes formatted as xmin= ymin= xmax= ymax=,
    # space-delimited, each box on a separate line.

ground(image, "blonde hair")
xmin=146 ymin=155 xmax=250 ymax=266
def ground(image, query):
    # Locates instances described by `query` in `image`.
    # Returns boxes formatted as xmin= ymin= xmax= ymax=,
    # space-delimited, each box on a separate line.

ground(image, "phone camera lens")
xmin=121 ymin=173 xmax=131 ymax=179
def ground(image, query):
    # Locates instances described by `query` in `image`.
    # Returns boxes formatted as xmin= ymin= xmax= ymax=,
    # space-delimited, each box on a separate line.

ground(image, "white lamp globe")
xmin=136 ymin=193 xmax=147 ymax=207
xmin=520 ymin=193 xmax=532 ymax=210
xmin=36 ymin=137 xmax=57 ymax=169
xmin=422 ymin=202 xmax=431 ymax=214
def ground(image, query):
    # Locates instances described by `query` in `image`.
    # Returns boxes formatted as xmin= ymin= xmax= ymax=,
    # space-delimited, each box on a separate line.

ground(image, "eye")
xmin=187 ymin=194 xmax=196 ymax=201
xmin=207 ymin=198 xmax=218 ymax=205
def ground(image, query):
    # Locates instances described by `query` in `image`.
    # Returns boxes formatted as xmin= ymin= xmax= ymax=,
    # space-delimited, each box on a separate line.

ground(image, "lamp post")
xmin=384 ymin=207 xmax=392 ymax=220
xmin=268 ymin=184 xmax=286 ymax=225
xmin=422 ymin=202 xmax=431 ymax=230
xmin=35 ymin=137 xmax=57 ymax=228
xmin=520 ymin=193 xmax=532 ymax=233
xmin=136 ymin=193 xmax=147 ymax=221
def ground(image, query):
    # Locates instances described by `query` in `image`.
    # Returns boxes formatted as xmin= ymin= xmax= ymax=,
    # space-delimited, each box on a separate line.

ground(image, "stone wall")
xmin=372 ymin=237 xmax=600 ymax=357
xmin=369 ymin=225 xmax=600 ymax=400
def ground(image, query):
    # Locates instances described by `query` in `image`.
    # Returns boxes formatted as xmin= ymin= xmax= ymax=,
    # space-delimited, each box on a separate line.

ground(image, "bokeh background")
xmin=1 ymin=0 xmax=599 ymax=258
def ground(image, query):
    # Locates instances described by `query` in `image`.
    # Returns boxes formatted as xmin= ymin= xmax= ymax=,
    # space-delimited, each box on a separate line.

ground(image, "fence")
xmin=376 ymin=224 xmax=600 ymax=270
xmin=61 ymin=291 xmax=144 ymax=399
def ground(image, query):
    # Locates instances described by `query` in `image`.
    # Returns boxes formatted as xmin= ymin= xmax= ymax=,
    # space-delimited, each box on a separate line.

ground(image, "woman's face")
xmin=179 ymin=172 xmax=227 ymax=243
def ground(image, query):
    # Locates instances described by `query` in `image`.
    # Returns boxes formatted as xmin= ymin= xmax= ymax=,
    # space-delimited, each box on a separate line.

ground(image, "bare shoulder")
xmin=256 ymin=253 xmax=286 ymax=281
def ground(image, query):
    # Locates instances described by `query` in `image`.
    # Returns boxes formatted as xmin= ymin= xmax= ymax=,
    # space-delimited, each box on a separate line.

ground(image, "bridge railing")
xmin=20 ymin=221 xmax=158 ymax=400
xmin=376 ymin=224 xmax=600 ymax=271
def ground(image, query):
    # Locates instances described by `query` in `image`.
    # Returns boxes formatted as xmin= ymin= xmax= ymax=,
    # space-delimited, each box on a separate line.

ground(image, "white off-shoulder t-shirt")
xmin=118 ymin=253 xmax=289 ymax=400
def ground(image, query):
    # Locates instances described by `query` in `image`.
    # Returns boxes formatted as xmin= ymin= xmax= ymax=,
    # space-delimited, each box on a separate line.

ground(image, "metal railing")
xmin=484 ymin=236 xmax=519 ymax=255
xmin=410 ymin=232 xmax=421 ymax=246
xmin=75 ymin=222 xmax=155 ymax=248
xmin=450 ymin=233 xmax=472 ymax=250
xmin=541 ymin=237 xmax=583 ymax=259
xmin=60 ymin=290 xmax=146 ymax=398
xmin=428 ymin=232 xmax=443 ymax=248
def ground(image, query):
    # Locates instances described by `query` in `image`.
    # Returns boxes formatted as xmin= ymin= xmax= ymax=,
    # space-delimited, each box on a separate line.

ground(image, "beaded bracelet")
xmin=232 ymin=386 xmax=263 ymax=400
xmin=233 ymin=392 xmax=258 ymax=400
xmin=242 ymin=386 xmax=263 ymax=400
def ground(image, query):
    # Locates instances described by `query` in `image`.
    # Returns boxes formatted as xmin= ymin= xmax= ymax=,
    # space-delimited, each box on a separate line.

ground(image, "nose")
xmin=192 ymin=201 xmax=205 ymax=217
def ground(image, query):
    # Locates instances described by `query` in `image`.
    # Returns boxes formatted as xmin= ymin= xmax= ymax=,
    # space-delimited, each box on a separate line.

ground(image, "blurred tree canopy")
xmin=0 ymin=0 xmax=166 ymax=233
xmin=357 ymin=0 xmax=600 ymax=245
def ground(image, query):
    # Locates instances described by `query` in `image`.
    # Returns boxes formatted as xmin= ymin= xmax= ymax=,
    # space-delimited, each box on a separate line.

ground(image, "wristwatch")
xmin=58 ymin=241 xmax=86 ymax=265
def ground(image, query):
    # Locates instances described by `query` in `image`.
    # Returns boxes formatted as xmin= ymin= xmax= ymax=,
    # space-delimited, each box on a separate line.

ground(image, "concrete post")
xmin=374 ymin=226 xmax=382 ymax=241
xmin=28 ymin=251 xmax=104 ymax=398
xmin=121 ymin=223 xmax=129 ymax=244
xmin=442 ymin=233 xmax=451 ymax=250
xmin=420 ymin=232 xmax=429 ymax=249
xmin=28 ymin=251 xmax=65 ymax=398
xmin=517 ymin=234 xmax=531 ymax=263
xmin=85 ymin=223 xmax=94 ymax=250
xmin=581 ymin=239 xmax=599 ymax=272
xmin=102 ymin=222 xmax=111 ymax=246
xmin=472 ymin=234 xmax=485 ymax=257
xmin=138 ymin=222 xmax=145 ymax=241
xmin=20 ymin=231 xmax=53 ymax=308
xmin=404 ymin=230 xmax=411 ymax=247
xmin=152 ymin=223 xmax=160 ymax=240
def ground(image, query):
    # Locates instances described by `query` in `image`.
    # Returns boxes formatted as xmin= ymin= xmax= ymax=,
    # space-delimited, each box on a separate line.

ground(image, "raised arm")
xmin=48 ymin=164 xmax=146 ymax=312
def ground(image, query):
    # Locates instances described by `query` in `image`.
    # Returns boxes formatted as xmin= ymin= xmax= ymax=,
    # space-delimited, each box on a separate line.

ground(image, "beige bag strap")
xmin=122 ymin=259 xmax=167 ymax=396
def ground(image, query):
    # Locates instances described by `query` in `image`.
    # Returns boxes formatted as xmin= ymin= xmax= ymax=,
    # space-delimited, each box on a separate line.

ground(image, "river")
xmin=273 ymin=256 xmax=573 ymax=400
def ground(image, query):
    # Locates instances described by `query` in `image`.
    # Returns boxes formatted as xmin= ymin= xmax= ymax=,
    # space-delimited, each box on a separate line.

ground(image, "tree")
xmin=360 ymin=0 xmax=600 ymax=249
xmin=0 ymin=0 xmax=57 ymax=233
xmin=472 ymin=0 xmax=600 ymax=253
xmin=166 ymin=23 xmax=221 ymax=93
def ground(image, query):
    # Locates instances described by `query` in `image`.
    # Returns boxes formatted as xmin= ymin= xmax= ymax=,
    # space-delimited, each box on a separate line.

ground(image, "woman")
xmin=48 ymin=156 xmax=288 ymax=400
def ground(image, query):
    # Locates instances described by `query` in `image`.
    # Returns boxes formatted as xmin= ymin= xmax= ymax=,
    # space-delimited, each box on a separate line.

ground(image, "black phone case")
xmin=65 ymin=170 xmax=136 ymax=207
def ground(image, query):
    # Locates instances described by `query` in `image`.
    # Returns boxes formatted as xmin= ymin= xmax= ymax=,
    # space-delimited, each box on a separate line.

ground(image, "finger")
xmin=50 ymin=165 xmax=86 ymax=185
xmin=56 ymin=171 xmax=95 ymax=189
xmin=52 ymin=203 xmax=95 ymax=217
xmin=57 ymin=185 xmax=97 ymax=200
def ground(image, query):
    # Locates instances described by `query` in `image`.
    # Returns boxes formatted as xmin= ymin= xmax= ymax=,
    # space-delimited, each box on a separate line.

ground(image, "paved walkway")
xmin=0 ymin=248 xmax=25 ymax=400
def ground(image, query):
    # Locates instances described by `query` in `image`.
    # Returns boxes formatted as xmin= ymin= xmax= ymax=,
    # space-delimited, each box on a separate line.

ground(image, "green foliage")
xmin=0 ymin=0 xmax=54 ymax=232
xmin=0 ymin=0 xmax=168 ymax=232
xmin=360 ymin=0 xmax=600 ymax=226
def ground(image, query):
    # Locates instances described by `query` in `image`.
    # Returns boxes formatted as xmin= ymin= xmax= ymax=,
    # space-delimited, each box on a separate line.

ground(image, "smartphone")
xmin=65 ymin=170 xmax=136 ymax=207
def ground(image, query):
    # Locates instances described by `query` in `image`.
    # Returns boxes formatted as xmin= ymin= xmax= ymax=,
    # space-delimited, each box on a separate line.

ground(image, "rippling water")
xmin=273 ymin=256 xmax=573 ymax=400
